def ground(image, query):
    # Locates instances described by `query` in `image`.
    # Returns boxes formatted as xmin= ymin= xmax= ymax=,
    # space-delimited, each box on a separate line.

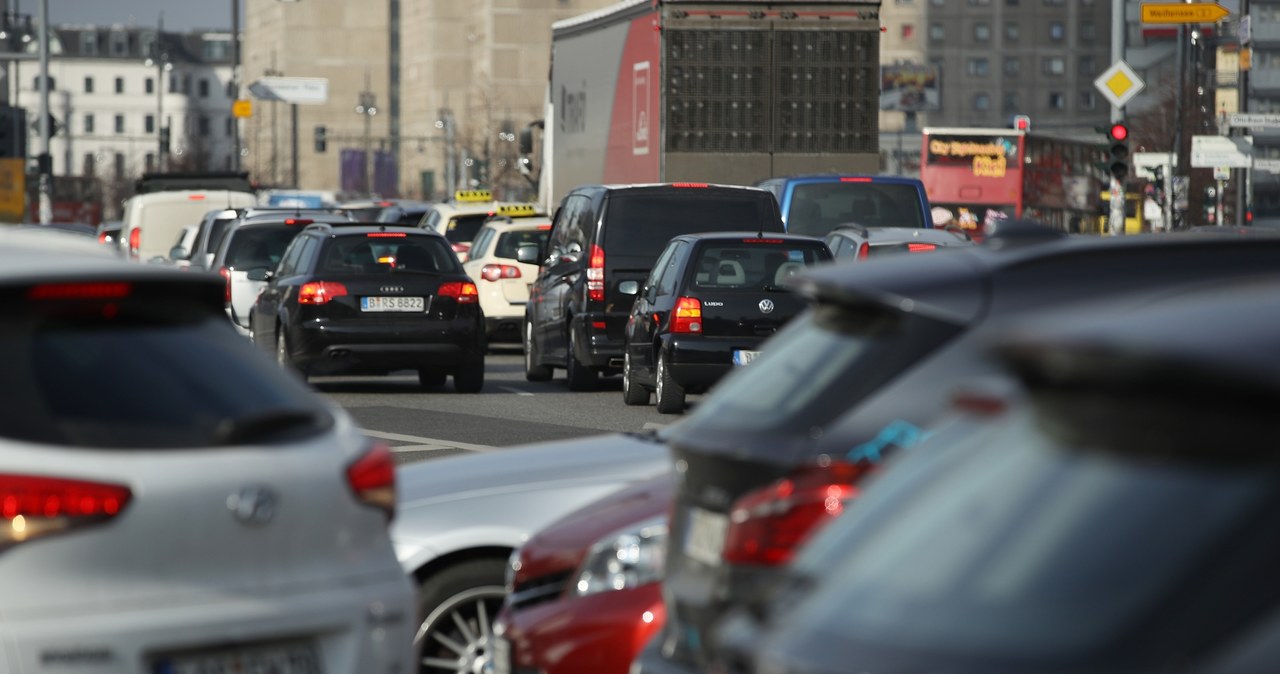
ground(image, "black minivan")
xmin=520 ymin=183 xmax=784 ymax=390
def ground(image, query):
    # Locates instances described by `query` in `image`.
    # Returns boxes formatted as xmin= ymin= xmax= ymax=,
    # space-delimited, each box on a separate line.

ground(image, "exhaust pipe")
xmin=608 ymin=357 xmax=624 ymax=368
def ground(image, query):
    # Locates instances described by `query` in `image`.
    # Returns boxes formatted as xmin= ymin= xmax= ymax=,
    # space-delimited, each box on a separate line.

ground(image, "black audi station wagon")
xmin=248 ymin=224 xmax=486 ymax=392
xmin=622 ymin=232 xmax=831 ymax=413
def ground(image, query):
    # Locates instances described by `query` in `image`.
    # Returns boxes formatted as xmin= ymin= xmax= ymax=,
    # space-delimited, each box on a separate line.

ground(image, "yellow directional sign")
xmin=0 ymin=158 xmax=25 ymax=222
xmin=1141 ymin=2 xmax=1230 ymax=24
xmin=232 ymin=99 xmax=253 ymax=118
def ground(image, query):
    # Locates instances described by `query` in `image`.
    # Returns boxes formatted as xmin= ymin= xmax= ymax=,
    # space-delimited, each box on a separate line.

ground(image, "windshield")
xmin=604 ymin=193 xmax=779 ymax=260
xmin=494 ymin=229 xmax=551 ymax=260
xmin=788 ymin=182 xmax=927 ymax=236
xmin=445 ymin=214 xmax=490 ymax=244
xmin=223 ymin=225 xmax=304 ymax=270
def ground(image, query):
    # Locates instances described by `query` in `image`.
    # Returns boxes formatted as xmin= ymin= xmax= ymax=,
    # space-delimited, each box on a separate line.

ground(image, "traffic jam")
xmin=8 ymin=0 xmax=1280 ymax=673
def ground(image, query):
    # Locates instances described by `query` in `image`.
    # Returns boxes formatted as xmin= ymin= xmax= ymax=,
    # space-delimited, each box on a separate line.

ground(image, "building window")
xmin=114 ymin=152 xmax=125 ymax=179
xmin=967 ymin=58 xmax=990 ymax=76
xmin=929 ymin=24 xmax=945 ymax=41
xmin=1080 ymin=90 xmax=1097 ymax=110
xmin=83 ymin=153 xmax=95 ymax=176
xmin=145 ymin=115 xmax=155 ymax=133
xmin=83 ymin=77 xmax=94 ymax=94
xmin=146 ymin=77 xmax=154 ymax=94
xmin=1005 ymin=22 xmax=1020 ymax=41
xmin=110 ymin=32 xmax=127 ymax=56
xmin=1079 ymin=55 xmax=1097 ymax=76
xmin=1080 ymin=21 xmax=1096 ymax=43
xmin=1042 ymin=57 xmax=1066 ymax=75
xmin=1049 ymin=22 xmax=1065 ymax=41
xmin=145 ymin=153 xmax=155 ymax=172
xmin=199 ymin=78 xmax=210 ymax=98
xmin=199 ymin=116 xmax=211 ymax=137
xmin=84 ymin=114 xmax=94 ymax=134
xmin=114 ymin=114 xmax=125 ymax=134
xmin=1003 ymin=93 xmax=1019 ymax=113
xmin=1004 ymin=57 xmax=1021 ymax=76
xmin=1048 ymin=92 xmax=1066 ymax=109
xmin=974 ymin=93 xmax=991 ymax=111
xmin=182 ymin=76 xmax=191 ymax=95
xmin=115 ymin=77 xmax=124 ymax=94
xmin=169 ymin=74 xmax=178 ymax=94
xmin=80 ymin=32 xmax=98 ymax=56
xmin=974 ymin=23 xmax=991 ymax=41
xmin=902 ymin=24 xmax=915 ymax=40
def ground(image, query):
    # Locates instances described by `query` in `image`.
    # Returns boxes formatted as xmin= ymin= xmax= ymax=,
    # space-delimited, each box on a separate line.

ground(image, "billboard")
xmin=880 ymin=64 xmax=941 ymax=112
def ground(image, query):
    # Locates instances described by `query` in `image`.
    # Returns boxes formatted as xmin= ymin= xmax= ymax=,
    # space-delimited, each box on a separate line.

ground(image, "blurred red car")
xmin=494 ymin=473 xmax=671 ymax=674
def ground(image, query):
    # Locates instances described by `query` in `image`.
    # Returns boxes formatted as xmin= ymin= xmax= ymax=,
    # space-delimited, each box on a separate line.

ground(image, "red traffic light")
xmin=1013 ymin=115 xmax=1031 ymax=131
xmin=1109 ymin=123 xmax=1129 ymax=142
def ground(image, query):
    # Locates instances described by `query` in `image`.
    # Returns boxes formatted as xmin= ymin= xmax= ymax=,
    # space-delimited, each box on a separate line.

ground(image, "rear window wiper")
xmin=214 ymin=409 xmax=324 ymax=445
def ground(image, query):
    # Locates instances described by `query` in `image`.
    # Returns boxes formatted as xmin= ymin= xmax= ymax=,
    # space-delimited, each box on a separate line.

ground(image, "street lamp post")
xmin=144 ymin=16 xmax=173 ymax=172
xmin=355 ymin=77 xmax=377 ymax=197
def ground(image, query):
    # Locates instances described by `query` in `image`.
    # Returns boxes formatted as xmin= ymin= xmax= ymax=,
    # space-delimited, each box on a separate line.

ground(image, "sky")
xmin=36 ymin=0 xmax=235 ymax=32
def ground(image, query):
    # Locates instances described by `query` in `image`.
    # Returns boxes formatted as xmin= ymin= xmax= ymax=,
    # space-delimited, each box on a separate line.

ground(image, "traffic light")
xmin=0 ymin=105 xmax=27 ymax=158
xmin=1107 ymin=122 xmax=1129 ymax=182
xmin=314 ymin=125 xmax=327 ymax=153
xmin=1013 ymin=114 xmax=1031 ymax=132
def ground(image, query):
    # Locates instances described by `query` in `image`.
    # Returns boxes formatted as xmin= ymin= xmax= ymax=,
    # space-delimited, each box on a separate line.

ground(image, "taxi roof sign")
xmin=495 ymin=204 xmax=540 ymax=217
xmin=454 ymin=189 xmax=493 ymax=203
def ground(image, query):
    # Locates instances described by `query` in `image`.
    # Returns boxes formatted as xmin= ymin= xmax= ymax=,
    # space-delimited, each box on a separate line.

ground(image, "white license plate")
xmin=491 ymin=635 xmax=512 ymax=674
xmin=732 ymin=350 xmax=761 ymax=366
xmin=154 ymin=642 xmax=320 ymax=674
xmin=361 ymin=296 xmax=425 ymax=312
xmin=684 ymin=507 xmax=729 ymax=567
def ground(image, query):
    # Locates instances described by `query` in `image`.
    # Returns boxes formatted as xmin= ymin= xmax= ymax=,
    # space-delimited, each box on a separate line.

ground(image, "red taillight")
xmin=298 ymin=281 xmax=348 ymax=305
xmin=857 ymin=242 xmax=870 ymax=259
xmin=128 ymin=227 xmax=142 ymax=255
xmin=29 ymin=282 xmax=131 ymax=300
xmin=188 ymin=194 xmax=207 ymax=201
xmin=97 ymin=231 xmax=109 ymax=244
xmin=721 ymin=461 xmax=870 ymax=566
xmin=672 ymin=182 xmax=708 ymax=188
xmin=480 ymin=264 xmax=521 ymax=282
xmin=907 ymin=243 xmax=938 ymax=253
xmin=537 ymin=224 xmax=552 ymax=230
xmin=672 ymin=296 xmax=702 ymax=334
xmin=587 ymin=244 xmax=605 ymax=302
xmin=345 ymin=443 xmax=396 ymax=521
xmin=218 ymin=266 xmax=232 ymax=303
xmin=367 ymin=232 xmax=406 ymax=238
xmin=284 ymin=218 xmax=314 ymax=226
xmin=840 ymin=177 xmax=873 ymax=183
xmin=1 ymin=473 xmax=132 ymax=548
xmin=741 ymin=238 xmax=785 ymax=244
xmin=439 ymin=281 xmax=479 ymax=304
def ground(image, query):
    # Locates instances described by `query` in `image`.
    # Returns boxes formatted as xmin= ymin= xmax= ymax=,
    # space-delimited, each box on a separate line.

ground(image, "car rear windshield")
xmin=674 ymin=303 xmax=961 ymax=441
xmin=691 ymin=240 xmax=830 ymax=290
xmin=318 ymin=235 xmax=460 ymax=274
xmin=0 ymin=299 xmax=330 ymax=449
xmin=223 ymin=224 xmax=304 ymax=270
xmin=788 ymin=182 xmax=926 ymax=236
xmin=204 ymin=215 xmax=239 ymax=256
xmin=604 ymin=192 xmax=779 ymax=260
xmin=788 ymin=408 xmax=1280 ymax=664
xmin=445 ymin=214 xmax=491 ymax=244
xmin=495 ymin=229 xmax=551 ymax=260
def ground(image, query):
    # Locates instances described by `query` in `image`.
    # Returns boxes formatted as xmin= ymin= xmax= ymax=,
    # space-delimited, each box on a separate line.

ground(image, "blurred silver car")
xmin=823 ymin=222 xmax=973 ymax=261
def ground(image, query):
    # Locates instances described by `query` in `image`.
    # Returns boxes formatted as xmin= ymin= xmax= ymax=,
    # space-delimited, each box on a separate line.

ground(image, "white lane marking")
xmin=361 ymin=430 xmax=497 ymax=453
xmin=498 ymin=386 xmax=535 ymax=396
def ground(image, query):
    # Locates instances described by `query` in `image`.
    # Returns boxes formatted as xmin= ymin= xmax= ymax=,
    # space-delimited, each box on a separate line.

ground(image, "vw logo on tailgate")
xmin=227 ymin=486 xmax=278 ymax=526
xmin=758 ymin=299 xmax=775 ymax=314
xmin=380 ymin=285 xmax=404 ymax=294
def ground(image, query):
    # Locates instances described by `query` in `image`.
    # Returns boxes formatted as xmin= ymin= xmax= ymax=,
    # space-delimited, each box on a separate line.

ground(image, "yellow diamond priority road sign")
xmin=1141 ymin=2 xmax=1230 ymax=24
xmin=1094 ymin=60 xmax=1145 ymax=109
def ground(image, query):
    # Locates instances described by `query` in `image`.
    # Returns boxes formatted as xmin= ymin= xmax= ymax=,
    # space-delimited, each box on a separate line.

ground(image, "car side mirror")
xmin=246 ymin=268 xmax=274 ymax=282
xmin=516 ymin=244 xmax=541 ymax=264
xmin=169 ymin=245 xmax=189 ymax=261
xmin=618 ymin=280 xmax=639 ymax=296
xmin=201 ymin=252 xmax=215 ymax=270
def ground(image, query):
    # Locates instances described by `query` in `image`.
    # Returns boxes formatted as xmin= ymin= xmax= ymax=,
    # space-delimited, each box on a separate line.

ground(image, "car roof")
xmin=1 ymin=226 xmax=117 ymax=257
xmin=305 ymin=223 xmax=446 ymax=238
xmin=766 ymin=174 xmax=926 ymax=186
xmin=829 ymin=225 xmax=972 ymax=246
xmin=672 ymin=231 xmax=827 ymax=244
xmin=574 ymin=182 xmax=772 ymax=194
xmin=479 ymin=215 xmax=553 ymax=230
xmin=0 ymin=237 xmax=214 ymax=286
xmin=429 ymin=201 xmax=541 ymax=217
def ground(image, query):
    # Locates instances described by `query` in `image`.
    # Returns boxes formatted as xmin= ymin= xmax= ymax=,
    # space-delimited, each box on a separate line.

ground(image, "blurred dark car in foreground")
xmin=637 ymin=233 xmax=1280 ymax=674
xmin=736 ymin=280 xmax=1280 ymax=674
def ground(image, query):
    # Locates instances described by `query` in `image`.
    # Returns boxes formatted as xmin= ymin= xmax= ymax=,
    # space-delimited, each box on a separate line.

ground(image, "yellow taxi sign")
xmin=232 ymin=99 xmax=253 ymax=119
xmin=454 ymin=189 xmax=493 ymax=203
xmin=495 ymin=204 xmax=539 ymax=217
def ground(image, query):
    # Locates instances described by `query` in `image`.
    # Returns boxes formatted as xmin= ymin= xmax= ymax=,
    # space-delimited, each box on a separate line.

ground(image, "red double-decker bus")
xmin=920 ymin=127 xmax=1103 ymax=236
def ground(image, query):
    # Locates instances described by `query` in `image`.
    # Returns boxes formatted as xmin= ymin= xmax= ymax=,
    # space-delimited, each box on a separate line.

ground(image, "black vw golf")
xmin=622 ymin=232 xmax=831 ymax=413
xmin=248 ymin=224 xmax=486 ymax=392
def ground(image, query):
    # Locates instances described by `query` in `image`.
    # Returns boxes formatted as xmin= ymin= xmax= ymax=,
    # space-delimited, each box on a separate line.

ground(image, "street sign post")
xmin=1140 ymin=2 xmax=1230 ymax=24
xmin=232 ymin=99 xmax=253 ymax=118
xmin=1094 ymin=61 xmax=1145 ymax=109
xmin=1191 ymin=135 xmax=1252 ymax=169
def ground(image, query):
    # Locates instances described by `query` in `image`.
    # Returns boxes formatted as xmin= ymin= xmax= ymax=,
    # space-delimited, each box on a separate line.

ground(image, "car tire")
xmin=523 ymin=320 xmax=553 ymax=382
xmin=414 ymin=558 xmax=507 ymax=674
xmin=454 ymin=359 xmax=485 ymax=393
xmin=565 ymin=328 xmax=598 ymax=392
xmin=622 ymin=351 xmax=650 ymax=406
xmin=655 ymin=351 xmax=686 ymax=414
xmin=275 ymin=327 xmax=292 ymax=371
xmin=418 ymin=368 xmax=447 ymax=389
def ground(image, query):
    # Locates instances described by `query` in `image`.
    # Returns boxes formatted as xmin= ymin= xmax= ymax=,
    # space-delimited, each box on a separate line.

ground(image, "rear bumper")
xmin=570 ymin=312 xmax=628 ymax=369
xmin=1 ymin=572 xmax=415 ymax=674
xmin=485 ymin=316 xmax=523 ymax=343
xmin=293 ymin=319 xmax=485 ymax=374
xmin=666 ymin=335 xmax=766 ymax=391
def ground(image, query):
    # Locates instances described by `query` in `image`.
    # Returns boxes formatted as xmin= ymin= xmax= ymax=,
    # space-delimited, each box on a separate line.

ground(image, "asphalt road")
xmin=310 ymin=346 xmax=683 ymax=464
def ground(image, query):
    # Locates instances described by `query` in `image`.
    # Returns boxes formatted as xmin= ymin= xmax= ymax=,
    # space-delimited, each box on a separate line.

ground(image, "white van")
xmin=122 ymin=190 xmax=257 ymax=262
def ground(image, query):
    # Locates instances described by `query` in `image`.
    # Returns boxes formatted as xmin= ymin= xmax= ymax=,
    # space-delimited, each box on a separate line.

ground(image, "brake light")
xmin=29 ymin=282 xmax=131 ymax=300
xmin=439 ymin=281 xmax=479 ymax=303
xmin=367 ymin=232 xmax=406 ymax=238
xmin=840 ymin=177 xmax=873 ymax=183
xmin=2 ymin=473 xmax=132 ymax=548
xmin=741 ymin=238 xmax=784 ymax=244
xmin=857 ymin=242 xmax=870 ymax=259
xmin=128 ymin=227 xmax=142 ymax=256
xmin=537 ymin=224 xmax=552 ymax=230
xmin=587 ymin=244 xmax=605 ymax=302
xmin=218 ymin=266 xmax=231 ymax=303
xmin=284 ymin=218 xmax=314 ymax=226
xmin=672 ymin=296 xmax=702 ymax=334
xmin=97 ymin=231 xmax=109 ymax=244
xmin=907 ymin=243 xmax=938 ymax=253
xmin=481 ymin=264 xmax=521 ymax=282
xmin=298 ymin=281 xmax=348 ymax=305
xmin=672 ymin=182 xmax=708 ymax=188
xmin=345 ymin=443 xmax=395 ymax=521
xmin=721 ymin=461 xmax=870 ymax=566
xmin=188 ymin=194 xmax=207 ymax=200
